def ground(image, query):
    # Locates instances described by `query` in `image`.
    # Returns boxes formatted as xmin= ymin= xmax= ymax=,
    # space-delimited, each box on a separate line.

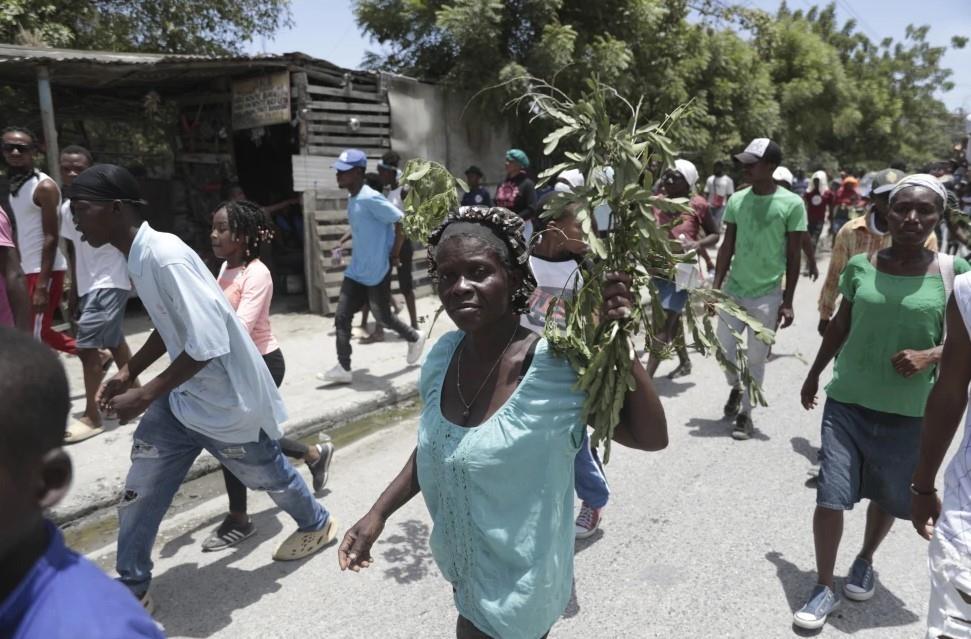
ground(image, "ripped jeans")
xmin=116 ymin=395 xmax=328 ymax=596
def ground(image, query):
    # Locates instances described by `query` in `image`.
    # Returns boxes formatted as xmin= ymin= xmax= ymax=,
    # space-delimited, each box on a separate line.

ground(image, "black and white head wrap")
xmin=428 ymin=206 xmax=537 ymax=314
xmin=889 ymin=174 xmax=948 ymax=210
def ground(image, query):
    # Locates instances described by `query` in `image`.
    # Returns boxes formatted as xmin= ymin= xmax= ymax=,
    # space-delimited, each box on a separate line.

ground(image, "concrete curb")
xmin=51 ymin=381 xmax=420 ymax=527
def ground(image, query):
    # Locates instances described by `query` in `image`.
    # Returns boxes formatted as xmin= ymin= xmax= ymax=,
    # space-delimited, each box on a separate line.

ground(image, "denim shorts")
xmin=817 ymin=398 xmax=922 ymax=519
xmin=76 ymin=287 xmax=128 ymax=349
xmin=652 ymin=277 xmax=689 ymax=313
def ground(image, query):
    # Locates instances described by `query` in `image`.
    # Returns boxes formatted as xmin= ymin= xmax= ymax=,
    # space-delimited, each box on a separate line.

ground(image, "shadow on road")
xmin=152 ymin=506 xmax=334 ymax=638
xmin=790 ymin=436 xmax=820 ymax=465
xmin=315 ymin=365 xmax=415 ymax=392
xmin=574 ymin=528 xmax=605 ymax=554
xmin=380 ymin=519 xmax=434 ymax=584
xmin=652 ymin=378 xmax=696 ymax=398
xmin=158 ymin=511 xmax=229 ymax=559
xmin=765 ymin=550 xmax=919 ymax=636
xmin=685 ymin=417 xmax=770 ymax=441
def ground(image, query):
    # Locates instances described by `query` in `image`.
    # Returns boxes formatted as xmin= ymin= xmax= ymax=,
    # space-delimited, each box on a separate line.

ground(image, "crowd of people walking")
xmin=4 ymin=117 xmax=971 ymax=639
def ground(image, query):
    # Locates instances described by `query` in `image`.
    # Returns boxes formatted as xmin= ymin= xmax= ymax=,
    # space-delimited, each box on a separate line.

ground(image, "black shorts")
xmin=397 ymin=240 xmax=415 ymax=293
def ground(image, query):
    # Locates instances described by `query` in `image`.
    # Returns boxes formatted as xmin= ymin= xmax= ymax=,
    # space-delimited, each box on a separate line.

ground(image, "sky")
xmin=249 ymin=0 xmax=971 ymax=112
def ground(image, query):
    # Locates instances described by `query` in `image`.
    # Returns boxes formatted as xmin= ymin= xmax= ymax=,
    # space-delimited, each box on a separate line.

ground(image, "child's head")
xmin=0 ymin=328 xmax=72 ymax=554
xmin=210 ymin=199 xmax=274 ymax=264
xmin=59 ymin=145 xmax=94 ymax=188
xmin=465 ymin=166 xmax=483 ymax=190
xmin=364 ymin=172 xmax=384 ymax=192
xmin=535 ymin=199 xmax=587 ymax=257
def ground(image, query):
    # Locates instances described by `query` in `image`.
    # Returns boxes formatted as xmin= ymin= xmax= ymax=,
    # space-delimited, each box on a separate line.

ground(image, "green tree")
xmin=0 ymin=0 xmax=292 ymax=55
xmin=355 ymin=0 xmax=964 ymax=170
xmin=757 ymin=2 xmax=966 ymax=170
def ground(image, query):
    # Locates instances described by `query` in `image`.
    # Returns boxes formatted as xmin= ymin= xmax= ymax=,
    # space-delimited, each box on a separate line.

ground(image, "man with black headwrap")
xmin=68 ymin=164 xmax=337 ymax=611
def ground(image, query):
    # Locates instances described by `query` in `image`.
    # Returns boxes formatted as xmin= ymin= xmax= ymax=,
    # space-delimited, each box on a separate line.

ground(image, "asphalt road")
xmin=83 ymin=257 xmax=943 ymax=639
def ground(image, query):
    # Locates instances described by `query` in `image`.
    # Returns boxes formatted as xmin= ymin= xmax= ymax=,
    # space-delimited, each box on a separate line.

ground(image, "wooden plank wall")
xmin=296 ymin=67 xmax=391 ymax=159
xmin=302 ymin=188 xmax=434 ymax=315
xmin=295 ymin=67 xmax=433 ymax=315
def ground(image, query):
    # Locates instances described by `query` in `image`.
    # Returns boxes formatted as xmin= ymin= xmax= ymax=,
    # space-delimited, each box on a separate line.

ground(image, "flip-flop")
xmin=64 ymin=419 xmax=104 ymax=444
xmin=272 ymin=517 xmax=338 ymax=561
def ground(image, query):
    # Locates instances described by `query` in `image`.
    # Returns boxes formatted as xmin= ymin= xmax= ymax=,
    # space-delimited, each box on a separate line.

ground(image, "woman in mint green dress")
xmin=338 ymin=206 xmax=668 ymax=639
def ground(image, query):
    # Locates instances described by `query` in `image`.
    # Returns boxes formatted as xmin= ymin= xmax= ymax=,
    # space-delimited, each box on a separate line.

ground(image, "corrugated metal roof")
xmin=0 ymin=43 xmax=317 ymax=66
xmin=0 ymin=44 xmax=379 ymax=90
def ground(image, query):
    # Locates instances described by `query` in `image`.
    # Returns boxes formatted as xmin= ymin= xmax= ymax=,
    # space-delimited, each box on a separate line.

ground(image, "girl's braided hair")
xmin=217 ymin=199 xmax=275 ymax=263
xmin=427 ymin=205 xmax=537 ymax=314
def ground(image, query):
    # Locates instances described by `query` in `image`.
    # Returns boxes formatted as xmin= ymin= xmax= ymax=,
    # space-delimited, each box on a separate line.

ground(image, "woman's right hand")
xmin=800 ymin=374 xmax=819 ymax=410
xmin=338 ymin=512 xmax=386 ymax=572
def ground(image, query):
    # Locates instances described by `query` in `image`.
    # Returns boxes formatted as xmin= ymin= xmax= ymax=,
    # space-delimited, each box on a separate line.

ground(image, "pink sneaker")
xmin=575 ymin=503 xmax=603 ymax=539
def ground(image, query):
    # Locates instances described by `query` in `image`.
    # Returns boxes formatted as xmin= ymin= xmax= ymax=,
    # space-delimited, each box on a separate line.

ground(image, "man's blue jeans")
xmin=116 ymin=395 xmax=328 ymax=596
xmin=574 ymin=430 xmax=609 ymax=509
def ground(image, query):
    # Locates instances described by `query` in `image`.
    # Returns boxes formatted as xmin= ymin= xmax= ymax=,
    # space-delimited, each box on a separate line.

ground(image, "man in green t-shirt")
xmin=713 ymin=138 xmax=808 ymax=440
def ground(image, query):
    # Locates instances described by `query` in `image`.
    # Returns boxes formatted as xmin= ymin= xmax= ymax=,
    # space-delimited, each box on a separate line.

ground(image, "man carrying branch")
xmin=714 ymin=138 xmax=807 ymax=440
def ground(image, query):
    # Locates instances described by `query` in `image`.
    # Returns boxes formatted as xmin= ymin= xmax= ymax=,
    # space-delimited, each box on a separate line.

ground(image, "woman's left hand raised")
xmin=602 ymin=271 xmax=634 ymax=320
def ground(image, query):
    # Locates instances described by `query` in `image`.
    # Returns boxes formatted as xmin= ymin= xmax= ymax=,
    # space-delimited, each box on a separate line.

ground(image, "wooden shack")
xmin=0 ymin=44 xmax=511 ymax=314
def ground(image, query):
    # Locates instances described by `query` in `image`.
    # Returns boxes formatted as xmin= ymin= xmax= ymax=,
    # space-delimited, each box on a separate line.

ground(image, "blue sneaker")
xmin=793 ymin=584 xmax=841 ymax=630
xmin=843 ymin=556 xmax=875 ymax=601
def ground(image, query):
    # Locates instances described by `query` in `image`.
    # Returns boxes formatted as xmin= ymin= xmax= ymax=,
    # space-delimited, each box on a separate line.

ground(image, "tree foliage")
xmin=355 ymin=0 xmax=965 ymax=171
xmin=0 ymin=0 xmax=292 ymax=55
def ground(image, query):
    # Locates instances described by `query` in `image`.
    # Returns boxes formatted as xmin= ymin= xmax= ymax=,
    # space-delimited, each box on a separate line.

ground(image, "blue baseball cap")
xmin=333 ymin=149 xmax=368 ymax=172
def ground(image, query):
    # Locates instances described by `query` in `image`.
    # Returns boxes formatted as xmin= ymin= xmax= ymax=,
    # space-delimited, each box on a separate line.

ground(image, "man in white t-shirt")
xmin=704 ymin=160 xmax=735 ymax=230
xmin=380 ymin=151 xmax=417 ymax=330
xmin=2 ymin=126 xmax=75 ymax=354
xmin=57 ymin=146 xmax=135 ymax=442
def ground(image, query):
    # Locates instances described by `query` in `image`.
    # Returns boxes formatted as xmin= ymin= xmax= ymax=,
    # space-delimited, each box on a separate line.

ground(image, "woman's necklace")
xmin=456 ymin=326 xmax=519 ymax=421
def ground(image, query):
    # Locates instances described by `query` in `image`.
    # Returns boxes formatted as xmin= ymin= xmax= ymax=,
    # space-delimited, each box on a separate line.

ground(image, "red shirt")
xmin=656 ymin=194 xmax=710 ymax=241
xmin=803 ymin=190 xmax=834 ymax=223
xmin=834 ymin=185 xmax=859 ymax=207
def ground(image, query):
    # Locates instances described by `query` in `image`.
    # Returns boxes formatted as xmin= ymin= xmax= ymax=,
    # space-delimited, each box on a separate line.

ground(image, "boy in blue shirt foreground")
xmin=0 ymin=328 xmax=164 ymax=638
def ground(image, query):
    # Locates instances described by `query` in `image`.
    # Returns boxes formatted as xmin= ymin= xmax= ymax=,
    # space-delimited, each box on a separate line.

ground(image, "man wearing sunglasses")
xmin=1 ymin=126 xmax=75 ymax=354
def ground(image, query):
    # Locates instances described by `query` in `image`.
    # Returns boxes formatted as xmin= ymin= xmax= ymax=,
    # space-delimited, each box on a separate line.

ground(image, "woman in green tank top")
xmin=792 ymin=175 xmax=965 ymax=631
xmin=337 ymin=206 xmax=668 ymax=639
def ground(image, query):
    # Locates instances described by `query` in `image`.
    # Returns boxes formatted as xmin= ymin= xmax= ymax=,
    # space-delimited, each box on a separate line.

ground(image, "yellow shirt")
xmin=818 ymin=215 xmax=939 ymax=320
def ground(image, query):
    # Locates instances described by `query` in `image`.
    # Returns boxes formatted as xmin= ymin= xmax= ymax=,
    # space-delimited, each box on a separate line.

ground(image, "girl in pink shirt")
xmin=204 ymin=199 xmax=335 ymax=551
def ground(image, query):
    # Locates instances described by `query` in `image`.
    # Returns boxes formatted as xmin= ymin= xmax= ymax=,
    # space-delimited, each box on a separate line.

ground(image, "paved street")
xmin=79 ymin=257 xmax=944 ymax=638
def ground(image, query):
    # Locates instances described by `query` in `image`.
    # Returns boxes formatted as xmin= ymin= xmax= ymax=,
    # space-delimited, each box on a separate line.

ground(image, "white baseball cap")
xmin=772 ymin=166 xmax=794 ymax=186
xmin=553 ymin=168 xmax=585 ymax=193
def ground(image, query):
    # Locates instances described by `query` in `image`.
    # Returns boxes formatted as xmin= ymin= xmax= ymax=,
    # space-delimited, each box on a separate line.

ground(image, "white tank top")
xmin=938 ymin=271 xmax=971 ymax=568
xmin=9 ymin=171 xmax=66 ymax=274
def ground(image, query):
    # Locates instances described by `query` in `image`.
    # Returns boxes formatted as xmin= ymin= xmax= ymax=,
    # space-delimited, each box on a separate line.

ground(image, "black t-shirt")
xmin=495 ymin=172 xmax=537 ymax=219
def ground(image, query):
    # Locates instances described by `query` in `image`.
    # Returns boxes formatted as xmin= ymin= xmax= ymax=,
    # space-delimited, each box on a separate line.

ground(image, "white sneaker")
xmin=406 ymin=333 xmax=426 ymax=365
xmin=317 ymin=364 xmax=352 ymax=384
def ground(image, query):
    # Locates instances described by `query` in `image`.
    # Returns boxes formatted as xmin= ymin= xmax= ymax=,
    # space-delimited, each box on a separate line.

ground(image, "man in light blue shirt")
xmin=319 ymin=149 xmax=425 ymax=384
xmin=68 ymin=164 xmax=337 ymax=609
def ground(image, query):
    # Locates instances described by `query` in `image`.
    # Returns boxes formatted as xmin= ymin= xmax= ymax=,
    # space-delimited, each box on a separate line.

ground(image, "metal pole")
xmin=36 ymin=65 xmax=61 ymax=183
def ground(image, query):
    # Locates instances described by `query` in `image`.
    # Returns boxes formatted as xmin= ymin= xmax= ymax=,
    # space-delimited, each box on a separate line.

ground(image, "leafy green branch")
xmin=520 ymin=76 xmax=774 ymax=460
